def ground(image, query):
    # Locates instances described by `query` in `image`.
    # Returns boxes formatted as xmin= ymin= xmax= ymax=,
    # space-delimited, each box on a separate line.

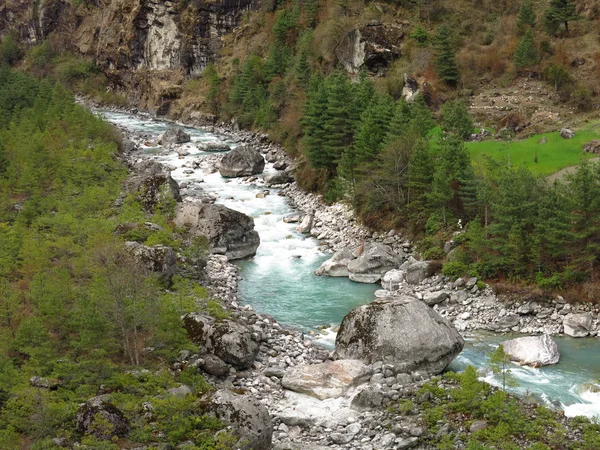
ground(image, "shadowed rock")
xmin=159 ymin=127 xmax=191 ymax=145
xmin=219 ymin=145 xmax=265 ymax=177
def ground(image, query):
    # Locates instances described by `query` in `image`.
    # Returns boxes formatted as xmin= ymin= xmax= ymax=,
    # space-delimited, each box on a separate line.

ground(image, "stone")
xmin=402 ymin=73 xmax=420 ymax=103
xmin=347 ymin=243 xmax=404 ymax=284
xmin=496 ymin=314 xmax=520 ymax=329
xmin=422 ymin=291 xmax=449 ymax=306
xmin=382 ymin=269 xmax=405 ymax=291
xmin=470 ymin=420 xmax=488 ymax=433
xmin=124 ymin=241 xmax=177 ymax=282
xmin=76 ymin=396 xmax=130 ymax=440
xmin=207 ymin=389 xmax=272 ymax=450
xmin=159 ymin=127 xmax=191 ymax=145
xmin=397 ymin=437 xmax=419 ymax=449
xmin=282 ymin=360 xmax=372 ymax=400
xmin=351 ymin=385 xmax=385 ymax=410
xmin=264 ymin=171 xmax=294 ymax=186
xmin=29 ymin=376 xmax=60 ymax=389
xmin=296 ymin=210 xmax=314 ymax=234
xmin=124 ymin=160 xmax=181 ymax=213
xmin=559 ymin=128 xmax=575 ymax=139
xmin=583 ymin=140 xmax=600 ymax=154
xmin=218 ymin=145 xmax=265 ymax=177
xmin=183 ymin=313 xmax=260 ymax=369
xmin=200 ymin=355 xmax=230 ymax=377
xmin=264 ymin=367 xmax=286 ymax=378
xmin=335 ymin=296 xmax=464 ymax=375
xmin=174 ymin=203 xmax=260 ymax=260
xmin=404 ymin=260 xmax=431 ymax=285
xmin=197 ymin=142 xmax=231 ymax=153
xmin=273 ymin=160 xmax=288 ymax=170
xmin=314 ymin=248 xmax=354 ymax=277
xmin=167 ymin=384 xmax=192 ymax=397
xmin=502 ymin=334 xmax=560 ymax=367
xmin=563 ymin=312 xmax=593 ymax=338
xmin=330 ymin=433 xmax=355 ymax=444
xmin=283 ymin=213 xmax=302 ymax=224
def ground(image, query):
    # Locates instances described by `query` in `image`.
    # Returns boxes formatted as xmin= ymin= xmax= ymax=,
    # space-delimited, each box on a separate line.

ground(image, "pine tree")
xmin=544 ymin=0 xmax=580 ymax=36
xmin=514 ymin=30 xmax=539 ymax=76
xmin=433 ymin=25 xmax=460 ymax=87
xmin=406 ymin=139 xmax=434 ymax=228
xmin=409 ymin=94 xmax=436 ymax=138
xmin=304 ymin=0 xmax=319 ymax=27
xmin=352 ymin=93 xmax=394 ymax=166
xmin=427 ymin=163 xmax=454 ymax=228
xmin=517 ymin=3 xmax=536 ymax=35
xmin=442 ymin=100 xmax=473 ymax=140
xmin=295 ymin=48 xmax=311 ymax=89
xmin=302 ymin=74 xmax=331 ymax=170
xmin=385 ymin=99 xmax=412 ymax=142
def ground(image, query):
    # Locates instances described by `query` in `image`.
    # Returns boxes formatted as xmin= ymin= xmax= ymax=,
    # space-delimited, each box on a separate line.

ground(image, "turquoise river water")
xmin=102 ymin=110 xmax=600 ymax=419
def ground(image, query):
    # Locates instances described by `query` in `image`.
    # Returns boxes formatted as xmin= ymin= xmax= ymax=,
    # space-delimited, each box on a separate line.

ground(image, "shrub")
xmin=0 ymin=34 xmax=22 ymax=66
xmin=442 ymin=261 xmax=468 ymax=280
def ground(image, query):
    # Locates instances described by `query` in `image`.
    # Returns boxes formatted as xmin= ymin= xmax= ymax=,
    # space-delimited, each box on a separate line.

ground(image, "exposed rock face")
xmin=315 ymin=248 xmax=354 ymax=277
xmin=125 ymin=160 xmax=181 ymax=213
xmin=76 ymin=396 xmax=130 ymax=440
xmin=207 ymin=389 xmax=273 ymax=450
xmin=336 ymin=23 xmax=405 ymax=75
xmin=563 ymin=312 xmax=593 ymax=337
xmin=159 ymin=128 xmax=191 ymax=145
xmin=219 ymin=145 xmax=265 ymax=177
xmin=502 ymin=334 xmax=560 ymax=367
xmin=402 ymin=74 xmax=420 ymax=103
xmin=183 ymin=313 xmax=260 ymax=369
xmin=347 ymin=243 xmax=404 ymax=284
xmin=282 ymin=360 xmax=372 ymax=400
xmin=174 ymin=202 xmax=260 ymax=260
xmin=124 ymin=241 xmax=177 ymax=282
xmin=335 ymin=296 xmax=464 ymax=374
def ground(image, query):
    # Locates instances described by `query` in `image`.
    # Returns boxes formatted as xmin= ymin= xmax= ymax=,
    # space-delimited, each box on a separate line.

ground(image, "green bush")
xmin=442 ymin=261 xmax=468 ymax=280
xmin=0 ymin=35 xmax=23 ymax=66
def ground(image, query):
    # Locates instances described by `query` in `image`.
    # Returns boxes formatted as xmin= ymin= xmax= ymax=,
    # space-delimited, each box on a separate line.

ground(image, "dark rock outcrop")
xmin=218 ymin=145 xmax=265 ymax=178
xmin=125 ymin=161 xmax=181 ymax=213
xmin=183 ymin=313 xmax=260 ymax=369
xmin=206 ymin=389 xmax=273 ymax=450
xmin=335 ymin=295 xmax=464 ymax=375
xmin=124 ymin=241 xmax=177 ymax=282
xmin=76 ymin=396 xmax=130 ymax=440
xmin=174 ymin=202 xmax=260 ymax=260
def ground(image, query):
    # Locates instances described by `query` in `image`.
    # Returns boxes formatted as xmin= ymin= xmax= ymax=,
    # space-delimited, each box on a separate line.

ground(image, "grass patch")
xmin=465 ymin=123 xmax=600 ymax=176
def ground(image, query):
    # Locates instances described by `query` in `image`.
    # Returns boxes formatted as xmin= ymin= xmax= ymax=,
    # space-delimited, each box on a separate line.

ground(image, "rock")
xmin=207 ymin=389 xmax=272 ymax=450
xmin=282 ymin=360 xmax=372 ymax=400
xmin=200 ymin=354 xmax=230 ymax=377
xmin=538 ymin=137 xmax=547 ymax=144
xmin=218 ymin=145 xmax=265 ymax=177
xmin=563 ymin=313 xmax=593 ymax=338
xmin=422 ymin=291 xmax=449 ymax=306
xmin=29 ymin=376 xmax=60 ymax=389
xmin=264 ymin=171 xmax=294 ymax=186
xmin=502 ymin=334 xmax=560 ymax=367
xmin=183 ymin=313 xmax=260 ymax=369
xmin=398 ymin=437 xmax=419 ymax=449
xmin=124 ymin=160 xmax=181 ymax=212
xmin=264 ymin=367 xmax=286 ymax=378
xmin=496 ymin=314 xmax=520 ymax=329
xmin=404 ymin=260 xmax=431 ymax=285
xmin=583 ymin=140 xmax=600 ymax=154
xmin=283 ymin=213 xmax=302 ymax=224
xmin=559 ymin=128 xmax=575 ymax=139
xmin=174 ymin=203 xmax=260 ymax=260
xmin=351 ymin=385 xmax=385 ymax=410
xmin=124 ymin=242 xmax=177 ymax=282
xmin=198 ymin=142 xmax=231 ymax=152
xmin=273 ymin=160 xmax=288 ymax=170
xmin=315 ymin=248 xmax=354 ymax=277
xmin=76 ymin=396 xmax=130 ymax=440
xmin=470 ymin=420 xmax=488 ymax=433
xmin=402 ymin=73 xmax=420 ymax=103
xmin=347 ymin=243 xmax=404 ymax=284
xmin=167 ymin=384 xmax=193 ymax=397
xmin=330 ymin=433 xmax=355 ymax=444
xmin=159 ymin=127 xmax=191 ymax=145
xmin=335 ymin=295 xmax=464 ymax=375
xmin=381 ymin=269 xmax=405 ymax=290
xmin=296 ymin=210 xmax=314 ymax=234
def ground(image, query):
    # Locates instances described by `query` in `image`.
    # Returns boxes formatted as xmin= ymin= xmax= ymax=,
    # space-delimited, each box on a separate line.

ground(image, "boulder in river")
xmin=198 ymin=142 xmax=231 ymax=152
xmin=125 ymin=160 xmax=181 ymax=213
xmin=315 ymin=248 xmax=354 ymax=277
xmin=335 ymin=295 xmax=464 ymax=375
xmin=563 ymin=312 xmax=593 ymax=338
xmin=502 ymin=334 xmax=560 ymax=367
xmin=206 ymin=389 xmax=272 ymax=450
xmin=347 ymin=243 xmax=404 ymax=284
xmin=183 ymin=313 xmax=260 ymax=369
xmin=174 ymin=203 xmax=260 ymax=260
xmin=218 ymin=145 xmax=265 ymax=177
xmin=296 ymin=210 xmax=314 ymax=234
xmin=159 ymin=127 xmax=191 ymax=145
xmin=282 ymin=360 xmax=372 ymax=400
xmin=264 ymin=171 xmax=294 ymax=186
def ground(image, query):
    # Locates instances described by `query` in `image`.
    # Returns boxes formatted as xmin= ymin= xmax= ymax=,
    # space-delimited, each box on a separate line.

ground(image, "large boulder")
xmin=282 ymin=360 xmax=372 ymax=400
xmin=404 ymin=260 xmax=431 ymax=285
xmin=183 ymin=313 xmax=260 ymax=369
xmin=402 ymin=73 xmax=420 ymax=103
xmin=315 ymin=248 xmax=354 ymax=277
xmin=218 ymin=145 xmax=265 ymax=177
xmin=76 ymin=396 xmax=130 ymax=440
xmin=174 ymin=203 xmax=260 ymax=260
xmin=381 ymin=269 xmax=405 ymax=291
xmin=296 ymin=210 xmax=315 ymax=234
xmin=124 ymin=241 xmax=177 ymax=282
xmin=159 ymin=127 xmax=191 ymax=145
xmin=335 ymin=295 xmax=464 ymax=375
xmin=264 ymin=171 xmax=294 ymax=186
xmin=563 ymin=312 xmax=593 ymax=338
xmin=198 ymin=142 xmax=231 ymax=153
xmin=206 ymin=389 xmax=272 ymax=450
xmin=502 ymin=334 xmax=560 ymax=367
xmin=125 ymin=160 xmax=181 ymax=213
xmin=559 ymin=128 xmax=575 ymax=139
xmin=347 ymin=243 xmax=404 ymax=284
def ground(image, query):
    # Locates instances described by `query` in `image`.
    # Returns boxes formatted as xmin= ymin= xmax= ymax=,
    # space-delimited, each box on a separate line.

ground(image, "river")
xmin=101 ymin=110 xmax=600 ymax=420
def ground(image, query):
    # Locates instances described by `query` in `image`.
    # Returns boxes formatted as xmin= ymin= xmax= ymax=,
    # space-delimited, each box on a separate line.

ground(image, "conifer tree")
xmin=407 ymin=139 xmax=434 ymax=226
xmin=427 ymin=163 xmax=454 ymax=228
xmin=514 ymin=30 xmax=539 ymax=76
xmin=544 ymin=0 xmax=580 ymax=36
xmin=385 ymin=99 xmax=412 ymax=143
xmin=442 ymin=100 xmax=473 ymax=140
xmin=304 ymin=0 xmax=319 ymax=27
xmin=408 ymin=94 xmax=436 ymax=137
xmin=302 ymin=74 xmax=330 ymax=170
xmin=433 ymin=25 xmax=460 ymax=87
xmin=295 ymin=48 xmax=311 ymax=89
xmin=517 ymin=3 xmax=536 ymax=35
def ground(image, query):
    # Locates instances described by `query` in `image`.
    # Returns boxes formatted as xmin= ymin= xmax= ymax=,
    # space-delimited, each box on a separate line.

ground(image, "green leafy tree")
xmin=517 ymin=3 xmax=537 ymax=35
xmin=433 ymin=25 xmax=460 ymax=87
xmin=0 ymin=34 xmax=23 ymax=66
xmin=203 ymin=63 xmax=220 ymax=115
xmin=544 ymin=0 xmax=581 ymax=36
xmin=406 ymin=138 xmax=434 ymax=229
xmin=442 ymin=100 xmax=473 ymax=140
xmin=543 ymin=64 xmax=572 ymax=92
xmin=514 ymin=30 xmax=540 ymax=75
xmin=410 ymin=24 xmax=429 ymax=46
xmin=489 ymin=345 xmax=518 ymax=392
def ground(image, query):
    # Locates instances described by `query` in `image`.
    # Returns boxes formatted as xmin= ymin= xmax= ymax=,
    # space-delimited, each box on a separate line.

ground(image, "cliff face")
xmin=1 ymin=0 xmax=260 ymax=111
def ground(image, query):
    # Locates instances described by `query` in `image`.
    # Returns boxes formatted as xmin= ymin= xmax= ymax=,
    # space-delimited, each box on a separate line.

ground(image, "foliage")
xmin=433 ymin=25 xmax=460 ymax=86
xmin=543 ymin=64 xmax=573 ymax=92
xmin=488 ymin=345 xmax=518 ymax=392
xmin=514 ymin=30 xmax=539 ymax=73
xmin=0 ymin=34 xmax=23 ymax=66
xmin=442 ymin=100 xmax=474 ymax=139
xmin=544 ymin=0 xmax=581 ymax=36
xmin=517 ymin=3 xmax=536 ymax=35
